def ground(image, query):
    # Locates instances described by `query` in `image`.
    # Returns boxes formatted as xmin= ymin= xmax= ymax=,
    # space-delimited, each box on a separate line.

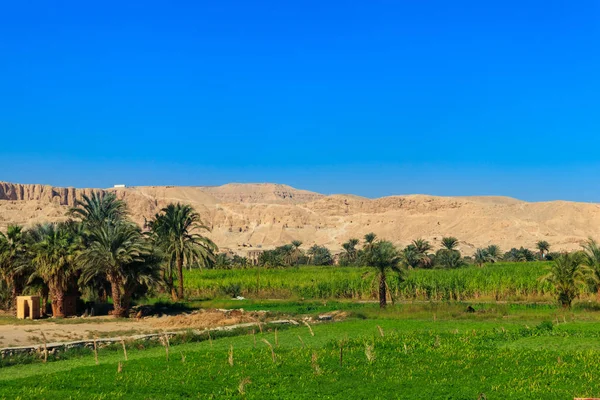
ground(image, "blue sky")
xmin=1 ymin=1 xmax=599 ymax=201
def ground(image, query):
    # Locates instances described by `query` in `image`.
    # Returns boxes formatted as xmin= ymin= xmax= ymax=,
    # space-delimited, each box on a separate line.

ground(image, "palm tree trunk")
xmin=99 ymin=285 xmax=108 ymax=303
xmin=177 ymin=254 xmax=185 ymax=300
xmin=10 ymin=275 xmax=22 ymax=311
xmin=11 ymin=281 xmax=18 ymax=312
xmin=50 ymin=287 xmax=65 ymax=318
xmin=41 ymin=286 xmax=49 ymax=316
xmin=122 ymin=286 xmax=133 ymax=313
xmin=379 ymin=271 xmax=387 ymax=308
xmin=109 ymin=274 xmax=127 ymax=318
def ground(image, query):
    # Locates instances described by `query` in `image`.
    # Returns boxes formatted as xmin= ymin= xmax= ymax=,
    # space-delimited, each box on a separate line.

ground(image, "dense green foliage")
xmin=182 ymin=262 xmax=573 ymax=301
xmin=147 ymin=203 xmax=217 ymax=300
xmin=0 ymin=194 xmax=216 ymax=316
xmin=541 ymin=253 xmax=594 ymax=308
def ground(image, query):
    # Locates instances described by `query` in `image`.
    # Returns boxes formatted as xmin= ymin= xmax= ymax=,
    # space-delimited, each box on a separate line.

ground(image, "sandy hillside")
xmin=1 ymin=181 xmax=600 ymax=254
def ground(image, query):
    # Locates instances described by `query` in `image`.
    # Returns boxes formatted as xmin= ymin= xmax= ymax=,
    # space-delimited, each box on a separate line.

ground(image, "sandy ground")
xmin=0 ymin=309 xmax=265 ymax=347
xmin=0 ymin=319 xmax=149 ymax=347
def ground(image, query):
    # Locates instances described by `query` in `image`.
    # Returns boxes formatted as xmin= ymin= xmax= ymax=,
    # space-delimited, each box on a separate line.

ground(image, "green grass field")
xmin=2 ymin=263 xmax=600 ymax=398
xmin=2 ymin=302 xmax=600 ymax=399
xmin=183 ymin=262 xmax=568 ymax=302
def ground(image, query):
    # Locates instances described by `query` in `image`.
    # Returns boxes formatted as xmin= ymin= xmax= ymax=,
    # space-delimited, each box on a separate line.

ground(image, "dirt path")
xmin=0 ymin=309 xmax=267 ymax=347
xmin=0 ymin=319 xmax=151 ymax=347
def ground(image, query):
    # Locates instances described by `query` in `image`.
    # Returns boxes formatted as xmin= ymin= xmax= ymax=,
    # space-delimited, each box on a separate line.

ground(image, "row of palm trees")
xmin=340 ymin=235 xmax=466 ymax=269
xmin=0 ymin=193 xmax=216 ymax=317
xmin=256 ymin=241 xmax=334 ymax=267
xmin=341 ymin=236 xmax=552 ymax=269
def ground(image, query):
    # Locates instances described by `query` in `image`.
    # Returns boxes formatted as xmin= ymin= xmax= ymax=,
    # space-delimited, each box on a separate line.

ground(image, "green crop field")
xmin=182 ymin=262 xmax=581 ymax=302
xmin=4 ymin=262 xmax=600 ymax=399
xmin=2 ymin=303 xmax=600 ymax=399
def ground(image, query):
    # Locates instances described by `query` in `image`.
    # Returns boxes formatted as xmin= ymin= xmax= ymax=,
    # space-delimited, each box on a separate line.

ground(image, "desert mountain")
xmin=1 ymin=181 xmax=600 ymax=255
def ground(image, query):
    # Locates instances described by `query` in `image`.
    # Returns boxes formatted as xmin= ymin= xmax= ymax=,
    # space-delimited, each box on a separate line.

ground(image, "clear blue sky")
xmin=1 ymin=1 xmax=599 ymax=201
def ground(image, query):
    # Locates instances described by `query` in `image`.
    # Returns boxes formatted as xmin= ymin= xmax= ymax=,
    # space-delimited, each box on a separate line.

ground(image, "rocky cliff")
xmin=1 ymin=181 xmax=600 ymax=255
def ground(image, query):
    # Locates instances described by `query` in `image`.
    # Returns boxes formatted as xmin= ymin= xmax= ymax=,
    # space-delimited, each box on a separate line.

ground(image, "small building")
xmin=16 ymin=296 xmax=41 ymax=320
xmin=247 ymin=250 xmax=264 ymax=265
xmin=114 ymin=184 xmax=126 ymax=188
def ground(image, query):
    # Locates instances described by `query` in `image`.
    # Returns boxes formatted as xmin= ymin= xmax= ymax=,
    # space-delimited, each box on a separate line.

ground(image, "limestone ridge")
xmin=1 ymin=181 xmax=600 ymax=253
xmin=0 ymin=182 xmax=103 ymax=205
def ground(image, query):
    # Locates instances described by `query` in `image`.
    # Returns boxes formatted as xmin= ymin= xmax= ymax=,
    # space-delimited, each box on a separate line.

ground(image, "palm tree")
xmin=78 ymin=221 xmax=150 ymax=317
xmin=362 ymin=241 xmax=403 ymax=308
xmin=412 ymin=238 xmax=432 ymax=254
xmin=503 ymin=247 xmax=536 ymax=262
xmin=473 ymin=248 xmax=490 ymax=267
xmin=342 ymin=239 xmax=359 ymax=262
xmin=541 ymin=252 xmax=592 ymax=308
xmin=306 ymin=245 xmax=333 ymax=266
xmin=435 ymin=248 xmax=466 ymax=269
xmin=341 ymin=238 xmax=359 ymax=266
xmin=485 ymin=245 xmax=501 ymax=262
xmin=411 ymin=238 xmax=433 ymax=268
xmin=0 ymin=225 xmax=28 ymax=307
xmin=401 ymin=245 xmax=423 ymax=269
xmin=536 ymin=241 xmax=551 ymax=259
xmin=441 ymin=237 xmax=459 ymax=251
xmin=363 ymin=233 xmax=377 ymax=253
xmin=148 ymin=203 xmax=217 ymax=300
xmin=120 ymin=247 xmax=162 ymax=312
xmin=290 ymin=240 xmax=304 ymax=265
xmin=29 ymin=223 xmax=79 ymax=317
xmin=581 ymin=238 xmax=600 ymax=302
xmin=258 ymin=250 xmax=284 ymax=268
xmin=68 ymin=192 xmax=127 ymax=228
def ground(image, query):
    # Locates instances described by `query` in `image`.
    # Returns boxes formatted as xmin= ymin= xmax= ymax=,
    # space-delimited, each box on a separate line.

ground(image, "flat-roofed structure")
xmin=16 ymin=296 xmax=41 ymax=320
xmin=247 ymin=250 xmax=263 ymax=265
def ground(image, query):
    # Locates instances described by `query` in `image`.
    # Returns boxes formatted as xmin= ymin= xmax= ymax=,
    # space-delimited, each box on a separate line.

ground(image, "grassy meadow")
xmin=3 ymin=262 xmax=600 ymax=398
xmin=2 ymin=303 xmax=600 ymax=399
xmin=183 ymin=262 xmax=562 ymax=302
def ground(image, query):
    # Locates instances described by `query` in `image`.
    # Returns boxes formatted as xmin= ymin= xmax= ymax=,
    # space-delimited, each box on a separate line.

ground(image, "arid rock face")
xmin=1 ymin=181 xmax=600 ymax=255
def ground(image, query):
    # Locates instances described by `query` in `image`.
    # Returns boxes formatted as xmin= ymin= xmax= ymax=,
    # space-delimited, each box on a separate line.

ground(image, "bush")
xmin=535 ymin=320 xmax=553 ymax=332
xmin=220 ymin=283 xmax=243 ymax=298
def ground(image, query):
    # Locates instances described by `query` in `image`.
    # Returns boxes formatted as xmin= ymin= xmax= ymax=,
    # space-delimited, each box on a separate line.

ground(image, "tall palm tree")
xmin=148 ymin=203 xmax=217 ymax=300
xmin=536 ymin=241 xmax=551 ymax=259
xmin=541 ymin=252 xmax=592 ymax=308
xmin=441 ymin=237 xmax=459 ymax=251
xmin=120 ymin=247 xmax=162 ymax=312
xmin=435 ymin=248 xmax=466 ymax=269
xmin=362 ymin=240 xmax=403 ymax=308
xmin=412 ymin=238 xmax=432 ymax=254
xmin=363 ymin=233 xmax=377 ymax=254
xmin=291 ymin=240 xmax=303 ymax=265
xmin=78 ymin=221 xmax=149 ymax=317
xmin=29 ymin=223 xmax=79 ymax=317
xmin=68 ymin=192 xmax=127 ymax=228
xmin=0 ymin=225 xmax=28 ymax=307
xmin=473 ymin=248 xmax=490 ymax=267
xmin=401 ymin=245 xmax=423 ymax=269
xmin=581 ymin=238 xmax=600 ymax=302
xmin=278 ymin=244 xmax=295 ymax=266
xmin=306 ymin=245 xmax=333 ymax=266
xmin=411 ymin=238 xmax=433 ymax=268
xmin=341 ymin=238 xmax=359 ymax=264
xmin=485 ymin=245 xmax=501 ymax=262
